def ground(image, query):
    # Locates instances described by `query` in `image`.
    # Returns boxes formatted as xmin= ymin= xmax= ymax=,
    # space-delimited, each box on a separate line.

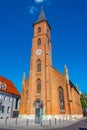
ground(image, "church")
xmin=19 ymin=8 xmax=83 ymax=123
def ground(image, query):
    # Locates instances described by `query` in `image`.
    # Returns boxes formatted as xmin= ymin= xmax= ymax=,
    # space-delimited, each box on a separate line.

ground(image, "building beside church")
xmin=0 ymin=76 xmax=20 ymax=118
xmin=19 ymin=8 xmax=83 ymax=123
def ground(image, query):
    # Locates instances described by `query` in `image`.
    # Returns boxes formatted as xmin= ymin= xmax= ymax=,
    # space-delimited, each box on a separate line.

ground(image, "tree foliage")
xmin=80 ymin=93 xmax=87 ymax=110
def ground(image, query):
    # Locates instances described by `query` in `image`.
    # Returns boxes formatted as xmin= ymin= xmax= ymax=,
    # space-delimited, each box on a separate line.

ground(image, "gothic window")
xmin=58 ymin=87 xmax=65 ymax=110
xmin=38 ymin=27 xmax=41 ymax=33
xmin=37 ymin=79 xmax=41 ymax=93
xmin=26 ymin=90 xmax=28 ymax=101
xmin=37 ymin=59 xmax=41 ymax=72
xmin=38 ymin=38 xmax=41 ymax=45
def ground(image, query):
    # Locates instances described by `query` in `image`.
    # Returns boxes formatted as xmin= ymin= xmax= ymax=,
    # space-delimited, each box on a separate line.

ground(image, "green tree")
xmin=80 ymin=93 xmax=87 ymax=111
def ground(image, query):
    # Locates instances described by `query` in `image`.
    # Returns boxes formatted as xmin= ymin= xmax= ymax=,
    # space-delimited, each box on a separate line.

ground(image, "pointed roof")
xmin=36 ymin=7 xmax=46 ymax=23
xmin=33 ymin=7 xmax=51 ymax=29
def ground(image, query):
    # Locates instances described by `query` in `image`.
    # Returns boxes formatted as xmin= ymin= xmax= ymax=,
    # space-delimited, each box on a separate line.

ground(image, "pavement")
xmin=0 ymin=117 xmax=87 ymax=130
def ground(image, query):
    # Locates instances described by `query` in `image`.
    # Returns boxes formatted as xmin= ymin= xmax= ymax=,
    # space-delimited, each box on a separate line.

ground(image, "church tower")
xmin=29 ymin=7 xmax=52 ymax=120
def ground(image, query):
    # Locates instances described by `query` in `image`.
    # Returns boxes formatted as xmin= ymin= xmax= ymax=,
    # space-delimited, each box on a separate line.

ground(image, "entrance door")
xmin=35 ymin=101 xmax=40 ymax=124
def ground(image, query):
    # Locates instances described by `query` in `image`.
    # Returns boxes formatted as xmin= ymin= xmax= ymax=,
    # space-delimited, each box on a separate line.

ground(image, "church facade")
xmin=19 ymin=8 xmax=83 ymax=123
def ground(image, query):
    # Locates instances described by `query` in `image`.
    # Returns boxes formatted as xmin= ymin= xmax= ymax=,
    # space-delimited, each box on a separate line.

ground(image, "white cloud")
xmin=29 ymin=6 xmax=38 ymax=15
xmin=35 ymin=0 xmax=52 ymax=5
xmin=28 ymin=0 xmax=53 ymax=15
xmin=35 ymin=0 xmax=45 ymax=3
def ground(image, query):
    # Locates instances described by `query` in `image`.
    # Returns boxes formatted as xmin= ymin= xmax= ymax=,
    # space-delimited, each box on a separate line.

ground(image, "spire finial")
xmin=64 ymin=64 xmax=69 ymax=84
xmin=76 ymin=83 xmax=78 ymax=90
xmin=64 ymin=64 xmax=67 ymax=69
xmin=22 ymin=72 xmax=26 ymax=82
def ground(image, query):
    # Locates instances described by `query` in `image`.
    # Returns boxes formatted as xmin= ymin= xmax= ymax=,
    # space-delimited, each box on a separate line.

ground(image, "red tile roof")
xmin=0 ymin=76 xmax=20 ymax=97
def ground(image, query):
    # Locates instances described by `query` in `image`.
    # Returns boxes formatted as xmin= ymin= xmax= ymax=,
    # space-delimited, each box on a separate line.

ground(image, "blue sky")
xmin=0 ymin=0 xmax=87 ymax=93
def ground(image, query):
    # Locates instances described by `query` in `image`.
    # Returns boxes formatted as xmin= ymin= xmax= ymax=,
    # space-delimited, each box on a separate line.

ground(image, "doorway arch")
xmin=34 ymin=99 xmax=43 ymax=124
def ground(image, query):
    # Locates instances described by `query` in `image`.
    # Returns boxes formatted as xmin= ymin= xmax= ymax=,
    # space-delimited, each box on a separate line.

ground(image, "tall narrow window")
xmin=37 ymin=79 xmax=41 ymax=93
xmin=2 ymin=106 xmax=5 ymax=113
xmin=59 ymin=87 xmax=65 ymax=110
xmin=7 ymin=106 xmax=10 ymax=113
xmin=38 ymin=38 xmax=41 ymax=45
xmin=38 ymin=27 xmax=41 ymax=33
xmin=15 ymin=98 xmax=18 ymax=109
xmin=37 ymin=59 xmax=41 ymax=72
xmin=4 ymin=96 xmax=7 ymax=101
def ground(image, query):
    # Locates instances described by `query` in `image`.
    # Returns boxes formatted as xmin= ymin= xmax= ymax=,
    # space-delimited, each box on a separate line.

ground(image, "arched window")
xmin=38 ymin=38 xmax=41 ymax=45
xmin=38 ymin=27 xmax=41 ymax=33
xmin=58 ymin=87 xmax=65 ymax=110
xmin=37 ymin=59 xmax=41 ymax=72
xmin=37 ymin=79 xmax=41 ymax=93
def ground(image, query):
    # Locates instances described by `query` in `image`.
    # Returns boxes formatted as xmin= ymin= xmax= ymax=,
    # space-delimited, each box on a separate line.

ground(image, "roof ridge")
xmin=0 ymin=76 xmax=13 ymax=82
xmin=51 ymin=66 xmax=65 ymax=77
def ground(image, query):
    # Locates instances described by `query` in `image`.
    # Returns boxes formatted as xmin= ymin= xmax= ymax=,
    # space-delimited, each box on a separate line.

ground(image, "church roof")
xmin=51 ymin=66 xmax=79 ymax=94
xmin=36 ymin=7 xmax=46 ymax=23
xmin=0 ymin=76 xmax=20 ymax=96
xmin=69 ymin=80 xmax=79 ymax=94
xmin=33 ymin=7 xmax=51 ymax=29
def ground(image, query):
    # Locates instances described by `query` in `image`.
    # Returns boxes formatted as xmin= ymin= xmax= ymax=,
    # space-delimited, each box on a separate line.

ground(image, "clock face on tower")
xmin=36 ymin=49 xmax=42 ymax=56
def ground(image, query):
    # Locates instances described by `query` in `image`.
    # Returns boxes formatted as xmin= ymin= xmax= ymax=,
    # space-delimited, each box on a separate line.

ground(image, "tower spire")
xmin=33 ymin=7 xmax=51 ymax=29
xmin=22 ymin=72 xmax=26 ymax=82
xmin=36 ymin=6 xmax=46 ymax=23
xmin=64 ymin=64 xmax=69 ymax=84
